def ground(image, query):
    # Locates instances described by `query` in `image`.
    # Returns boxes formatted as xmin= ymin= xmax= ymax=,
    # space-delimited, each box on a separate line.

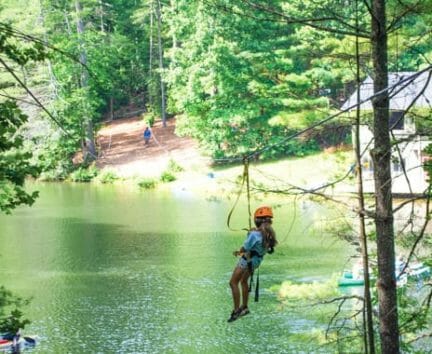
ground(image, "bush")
xmin=69 ymin=166 xmax=98 ymax=182
xmin=168 ymin=159 xmax=184 ymax=173
xmin=0 ymin=286 xmax=30 ymax=334
xmin=160 ymin=171 xmax=176 ymax=183
xmin=142 ymin=107 xmax=156 ymax=127
xmin=38 ymin=169 xmax=67 ymax=182
xmin=138 ymin=178 xmax=157 ymax=189
xmin=96 ymin=170 xmax=119 ymax=184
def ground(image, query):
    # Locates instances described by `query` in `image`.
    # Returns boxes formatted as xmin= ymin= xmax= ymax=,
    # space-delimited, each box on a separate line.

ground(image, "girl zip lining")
xmin=228 ymin=206 xmax=277 ymax=322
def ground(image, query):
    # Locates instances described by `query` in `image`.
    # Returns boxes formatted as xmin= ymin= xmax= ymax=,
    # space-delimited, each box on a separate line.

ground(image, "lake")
xmin=0 ymin=182 xmax=348 ymax=353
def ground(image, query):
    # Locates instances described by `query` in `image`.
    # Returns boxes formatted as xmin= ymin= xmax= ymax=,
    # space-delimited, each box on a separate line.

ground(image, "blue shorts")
xmin=237 ymin=257 xmax=250 ymax=270
xmin=237 ymin=256 xmax=262 ymax=271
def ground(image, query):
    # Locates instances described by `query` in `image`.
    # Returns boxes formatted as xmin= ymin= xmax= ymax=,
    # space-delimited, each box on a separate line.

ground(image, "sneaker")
xmin=239 ymin=306 xmax=250 ymax=317
xmin=227 ymin=309 xmax=241 ymax=323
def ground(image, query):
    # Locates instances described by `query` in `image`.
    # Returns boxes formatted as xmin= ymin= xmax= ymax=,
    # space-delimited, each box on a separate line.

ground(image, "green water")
xmin=0 ymin=183 xmax=347 ymax=353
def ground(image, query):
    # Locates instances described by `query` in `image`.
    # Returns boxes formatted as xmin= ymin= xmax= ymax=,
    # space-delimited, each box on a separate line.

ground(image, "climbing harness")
xmin=225 ymin=157 xmax=269 ymax=304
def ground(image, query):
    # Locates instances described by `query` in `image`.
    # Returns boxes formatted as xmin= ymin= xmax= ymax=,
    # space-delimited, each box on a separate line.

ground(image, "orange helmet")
xmin=254 ymin=206 xmax=273 ymax=219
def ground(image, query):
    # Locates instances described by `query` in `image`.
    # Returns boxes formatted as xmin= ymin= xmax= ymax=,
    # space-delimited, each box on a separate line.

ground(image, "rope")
xmin=245 ymin=158 xmax=252 ymax=230
xmin=226 ymin=157 xmax=252 ymax=232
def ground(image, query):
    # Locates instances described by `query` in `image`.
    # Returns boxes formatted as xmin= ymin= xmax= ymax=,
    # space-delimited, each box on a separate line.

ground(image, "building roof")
xmin=341 ymin=71 xmax=432 ymax=111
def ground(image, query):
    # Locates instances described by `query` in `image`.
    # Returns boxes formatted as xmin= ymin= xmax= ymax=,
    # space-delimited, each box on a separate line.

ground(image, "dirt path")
xmin=96 ymin=117 xmax=209 ymax=178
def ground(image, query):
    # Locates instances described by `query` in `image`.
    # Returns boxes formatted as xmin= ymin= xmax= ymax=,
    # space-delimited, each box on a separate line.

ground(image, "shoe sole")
xmin=227 ymin=315 xmax=240 ymax=323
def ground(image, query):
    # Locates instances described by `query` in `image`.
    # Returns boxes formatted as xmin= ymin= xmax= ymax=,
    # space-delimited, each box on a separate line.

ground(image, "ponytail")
xmin=255 ymin=217 xmax=277 ymax=253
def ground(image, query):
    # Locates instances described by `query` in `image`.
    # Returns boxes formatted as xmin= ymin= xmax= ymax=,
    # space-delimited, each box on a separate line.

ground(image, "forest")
xmin=1 ymin=0 xmax=432 ymax=353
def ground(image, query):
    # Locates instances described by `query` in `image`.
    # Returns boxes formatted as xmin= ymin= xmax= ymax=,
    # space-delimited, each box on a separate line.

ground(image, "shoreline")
xmin=87 ymin=149 xmax=356 ymax=199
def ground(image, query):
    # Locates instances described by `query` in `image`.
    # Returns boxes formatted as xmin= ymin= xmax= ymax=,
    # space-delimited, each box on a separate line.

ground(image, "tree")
xmin=74 ymin=0 xmax=97 ymax=161
xmin=0 ymin=100 xmax=39 ymax=213
xmin=0 ymin=17 xmax=47 ymax=336
xmin=0 ymin=22 xmax=43 ymax=213
xmin=370 ymin=0 xmax=399 ymax=352
xmin=33 ymin=0 xmax=148 ymax=171
xmin=133 ymin=0 xmax=168 ymax=125
xmin=197 ymin=1 xmax=432 ymax=352
xmin=164 ymin=1 xmax=346 ymax=159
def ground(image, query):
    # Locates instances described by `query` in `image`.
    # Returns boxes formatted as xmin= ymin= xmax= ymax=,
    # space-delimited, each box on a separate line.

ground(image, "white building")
xmin=342 ymin=71 xmax=432 ymax=195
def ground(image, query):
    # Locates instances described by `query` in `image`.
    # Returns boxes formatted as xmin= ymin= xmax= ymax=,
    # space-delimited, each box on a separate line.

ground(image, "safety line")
xmin=226 ymin=158 xmax=252 ymax=232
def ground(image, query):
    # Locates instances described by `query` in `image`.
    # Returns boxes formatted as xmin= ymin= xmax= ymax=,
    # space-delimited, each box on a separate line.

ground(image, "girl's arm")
xmin=233 ymin=247 xmax=246 ymax=257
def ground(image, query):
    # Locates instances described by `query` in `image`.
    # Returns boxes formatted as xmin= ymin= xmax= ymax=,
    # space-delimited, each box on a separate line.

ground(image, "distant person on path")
xmin=227 ymin=206 xmax=277 ymax=322
xmin=143 ymin=126 xmax=152 ymax=145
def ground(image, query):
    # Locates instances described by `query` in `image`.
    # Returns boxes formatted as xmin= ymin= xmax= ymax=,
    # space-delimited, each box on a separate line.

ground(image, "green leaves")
xmin=0 ymin=286 xmax=31 ymax=333
xmin=0 ymin=100 xmax=40 ymax=213
xmin=165 ymin=1 xmax=348 ymax=159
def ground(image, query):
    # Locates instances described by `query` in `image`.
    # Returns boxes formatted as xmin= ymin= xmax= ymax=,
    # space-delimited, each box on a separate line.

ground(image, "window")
xmin=362 ymin=158 xmax=373 ymax=172
xmin=392 ymin=157 xmax=405 ymax=172
xmin=389 ymin=111 xmax=405 ymax=130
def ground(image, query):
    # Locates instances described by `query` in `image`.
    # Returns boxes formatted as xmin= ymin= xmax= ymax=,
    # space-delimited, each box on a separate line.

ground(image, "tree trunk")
xmin=98 ymin=0 xmax=105 ymax=33
xmin=354 ymin=7 xmax=375 ymax=351
xmin=109 ymin=97 xmax=114 ymax=121
xmin=75 ymin=0 xmax=97 ymax=161
xmin=170 ymin=0 xmax=178 ymax=62
xmin=149 ymin=1 xmax=154 ymax=108
xmin=156 ymin=0 xmax=167 ymax=127
xmin=370 ymin=0 xmax=399 ymax=352
xmin=39 ymin=2 xmax=59 ymax=102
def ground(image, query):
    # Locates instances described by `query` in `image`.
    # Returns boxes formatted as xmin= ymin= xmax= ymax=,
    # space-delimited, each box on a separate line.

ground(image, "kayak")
xmin=0 ymin=336 xmax=37 ymax=351
xmin=338 ymin=277 xmax=365 ymax=287
xmin=338 ymin=262 xmax=430 ymax=287
xmin=337 ymin=270 xmax=367 ymax=287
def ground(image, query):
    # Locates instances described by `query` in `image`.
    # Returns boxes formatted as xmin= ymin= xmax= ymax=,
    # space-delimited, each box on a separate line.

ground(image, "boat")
xmin=338 ymin=270 xmax=366 ymax=287
xmin=337 ymin=260 xmax=430 ymax=288
xmin=0 ymin=334 xmax=37 ymax=352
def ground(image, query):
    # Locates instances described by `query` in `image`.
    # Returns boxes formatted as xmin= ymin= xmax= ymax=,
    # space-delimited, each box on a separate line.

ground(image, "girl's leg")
xmin=229 ymin=266 xmax=246 ymax=311
xmin=240 ymin=268 xmax=252 ymax=309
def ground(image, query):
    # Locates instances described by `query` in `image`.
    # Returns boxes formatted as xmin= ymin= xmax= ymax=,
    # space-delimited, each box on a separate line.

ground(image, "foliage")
xmin=156 ymin=159 xmax=183 ymax=183
xmin=167 ymin=159 xmax=183 ymax=173
xmin=143 ymin=109 xmax=156 ymax=128
xmin=0 ymin=0 xmax=150 ymax=174
xmin=163 ymin=1 xmax=356 ymax=159
xmin=276 ymin=279 xmax=339 ymax=301
xmin=0 ymin=286 xmax=30 ymax=334
xmin=0 ymin=25 xmax=43 ymax=213
xmin=69 ymin=166 xmax=98 ymax=182
xmin=96 ymin=169 xmax=119 ymax=184
xmin=160 ymin=171 xmax=176 ymax=183
xmin=2 ymin=1 xmax=432 ymax=351
xmin=138 ymin=177 xmax=157 ymax=189
xmin=422 ymin=144 xmax=432 ymax=183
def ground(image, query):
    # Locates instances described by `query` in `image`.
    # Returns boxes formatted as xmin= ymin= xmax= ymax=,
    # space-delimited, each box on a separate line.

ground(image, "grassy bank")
xmin=74 ymin=149 xmax=356 ymax=199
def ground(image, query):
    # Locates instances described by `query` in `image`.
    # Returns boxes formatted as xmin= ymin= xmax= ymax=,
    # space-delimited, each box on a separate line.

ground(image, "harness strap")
xmin=255 ymin=268 xmax=260 ymax=302
xmin=248 ymin=267 xmax=260 ymax=302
